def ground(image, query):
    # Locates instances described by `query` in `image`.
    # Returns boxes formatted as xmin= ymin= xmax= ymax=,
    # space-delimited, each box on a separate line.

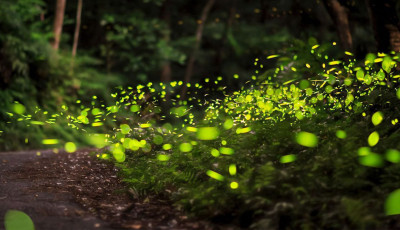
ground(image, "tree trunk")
xmin=323 ymin=0 xmax=353 ymax=52
xmin=160 ymin=0 xmax=171 ymax=84
xmin=214 ymin=0 xmax=235 ymax=76
xmin=51 ymin=0 xmax=66 ymax=50
xmin=181 ymin=0 xmax=215 ymax=98
xmin=366 ymin=0 xmax=400 ymax=53
xmin=72 ymin=0 xmax=83 ymax=57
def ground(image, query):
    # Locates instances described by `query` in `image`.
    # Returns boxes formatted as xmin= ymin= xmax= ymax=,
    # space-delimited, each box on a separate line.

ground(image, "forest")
xmin=2 ymin=0 xmax=400 ymax=229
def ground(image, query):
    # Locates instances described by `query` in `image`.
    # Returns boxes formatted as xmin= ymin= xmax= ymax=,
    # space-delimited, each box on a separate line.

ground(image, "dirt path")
xmin=0 ymin=149 xmax=211 ymax=230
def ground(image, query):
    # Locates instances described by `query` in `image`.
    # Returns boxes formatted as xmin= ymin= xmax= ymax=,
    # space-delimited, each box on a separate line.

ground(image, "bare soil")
xmin=0 ymin=149 xmax=214 ymax=230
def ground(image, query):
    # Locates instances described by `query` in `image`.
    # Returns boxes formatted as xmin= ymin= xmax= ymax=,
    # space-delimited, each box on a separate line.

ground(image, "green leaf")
xmin=4 ymin=210 xmax=35 ymax=230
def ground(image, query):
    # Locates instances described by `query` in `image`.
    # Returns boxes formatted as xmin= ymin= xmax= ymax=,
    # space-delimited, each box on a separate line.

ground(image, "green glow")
xmin=163 ymin=144 xmax=172 ymax=150
xmin=230 ymin=181 xmax=239 ymax=189
xmin=358 ymin=147 xmax=371 ymax=156
xmin=4 ymin=210 xmax=35 ymax=230
xmin=65 ymin=142 xmax=77 ymax=153
xmin=120 ymin=124 xmax=131 ymax=134
xmin=385 ymin=189 xmax=400 ymax=215
xmin=130 ymin=105 xmax=140 ymax=112
xmin=179 ymin=143 xmax=192 ymax=152
xmin=336 ymin=130 xmax=347 ymax=139
xmin=140 ymin=123 xmax=152 ymax=128
xmin=368 ymin=131 xmax=379 ymax=146
xmin=206 ymin=170 xmax=224 ymax=181
xmin=219 ymin=147 xmax=234 ymax=155
xmin=111 ymin=144 xmax=125 ymax=162
xmin=229 ymin=164 xmax=237 ymax=175
xmin=197 ymin=127 xmax=219 ymax=140
xmin=280 ymin=154 xmax=297 ymax=163
xmin=12 ymin=103 xmax=26 ymax=114
xmin=153 ymin=135 xmax=163 ymax=145
xmin=210 ymin=148 xmax=220 ymax=157
xmin=359 ymin=153 xmax=383 ymax=167
xmin=42 ymin=139 xmax=59 ymax=145
xmin=186 ymin=127 xmax=198 ymax=132
xmin=385 ymin=149 xmax=400 ymax=163
xmin=223 ymin=119 xmax=234 ymax=129
xmin=236 ymin=127 xmax=251 ymax=134
xmin=157 ymin=154 xmax=170 ymax=161
xmin=296 ymin=132 xmax=318 ymax=147
xmin=87 ymin=134 xmax=108 ymax=148
xmin=371 ymin=111 xmax=383 ymax=126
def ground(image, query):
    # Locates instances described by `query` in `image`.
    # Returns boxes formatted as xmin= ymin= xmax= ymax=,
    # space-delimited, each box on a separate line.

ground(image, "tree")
xmin=51 ymin=0 xmax=67 ymax=50
xmin=366 ymin=0 xmax=400 ymax=53
xmin=181 ymin=0 xmax=215 ymax=98
xmin=160 ymin=0 xmax=171 ymax=84
xmin=72 ymin=0 xmax=83 ymax=57
xmin=323 ymin=0 xmax=353 ymax=51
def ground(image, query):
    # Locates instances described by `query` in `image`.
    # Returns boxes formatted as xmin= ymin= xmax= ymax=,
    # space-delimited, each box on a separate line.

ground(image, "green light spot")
xmin=356 ymin=69 xmax=364 ymax=81
xmin=386 ymin=149 xmax=400 ymax=163
xmin=157 ymin=154 xmax=170 ymax=161
xmin=296 ymin=132 xmax=318 ymax=147
xmin=359 ymin=153 xmax=383 ymax=167
xmin=219 ymin=147 xmax=234 ymax=155
xmin=206 ymin=170 xmax=224 ymax=181
xmin=211 ymin=148 xmax=220 ymax=157
xmin=229 ymin=164 xmax=237 ymax=175
xmin=372 ymin=111 xmax=384 ymax=126
xmin=179 ymin=143 xmax=192 ymax=152
xmin=236 ymin=127 xmax=251 ymax=134
xmin=42 ymin=139 xmax=59 ymax=145
xmin=385 ymin=189 xmax=400 ymax=215
xmin=163 ymin=144 xmax=172 ymax=150
xmin=280 ymin=154 xmax=297 ymax=163
xmin=12 ymin=103 xmax=26 ymax=114
xmin=336 ymin=130 xmax=347 ymax=139
xmin=368 ymin=131 xmax=379 ymax=146
xmin=65 ymin=142 xmax=77 ymax=153
xmin=87 ymin=134 xmax=108 ymax=148
xmin=153 ymin=135 xmax=163 ymax=145
xmin=31 ymin=121 xmax=44 ymax=125
xmin=120 ymin=124 xmax=131 ymax=134
xmin=186 ymin=127 xmax=198 ymax=132
xmin=92 ymin=122 xmax=103 ymax=127
xmin=230 ymin=182 xmax=239 ymax=189
xmin=130 ymin=105 xmax=140 ymax=112
xmin=91 ymin=108 xmax=101 ymax=115
xmin=197 ymin=127 xmax=219 ymax=140
xmin=140 ymin=123 xmax=152 ymax=128
xmin=111 ymin=144 xmax=125 ymax=162
xmin=223 ymin=119 xmax=234 ymax=129
xmin=358 ymin=147 xmax=371 ymax=156
xmin=4 ymin=210 xmax=35 ymax=230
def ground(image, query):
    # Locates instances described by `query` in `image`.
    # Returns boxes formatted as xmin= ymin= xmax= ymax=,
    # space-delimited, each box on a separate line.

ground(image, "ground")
xmin=0 ymin=149 xmax=216 ymax=230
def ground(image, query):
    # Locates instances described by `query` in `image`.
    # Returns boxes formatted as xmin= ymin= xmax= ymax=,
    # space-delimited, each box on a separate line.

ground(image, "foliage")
xmin=5 ymin=43 xmax=400 ymax=229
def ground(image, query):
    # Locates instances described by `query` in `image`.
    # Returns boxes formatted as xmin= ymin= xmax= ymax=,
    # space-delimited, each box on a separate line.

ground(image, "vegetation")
xmin=2 ymin=0 xmax=400 ymax=229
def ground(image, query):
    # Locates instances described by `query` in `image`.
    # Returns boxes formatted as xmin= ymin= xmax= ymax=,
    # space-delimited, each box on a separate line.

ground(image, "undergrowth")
xmin=4 ymin=44 xmax=400 ymax=229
